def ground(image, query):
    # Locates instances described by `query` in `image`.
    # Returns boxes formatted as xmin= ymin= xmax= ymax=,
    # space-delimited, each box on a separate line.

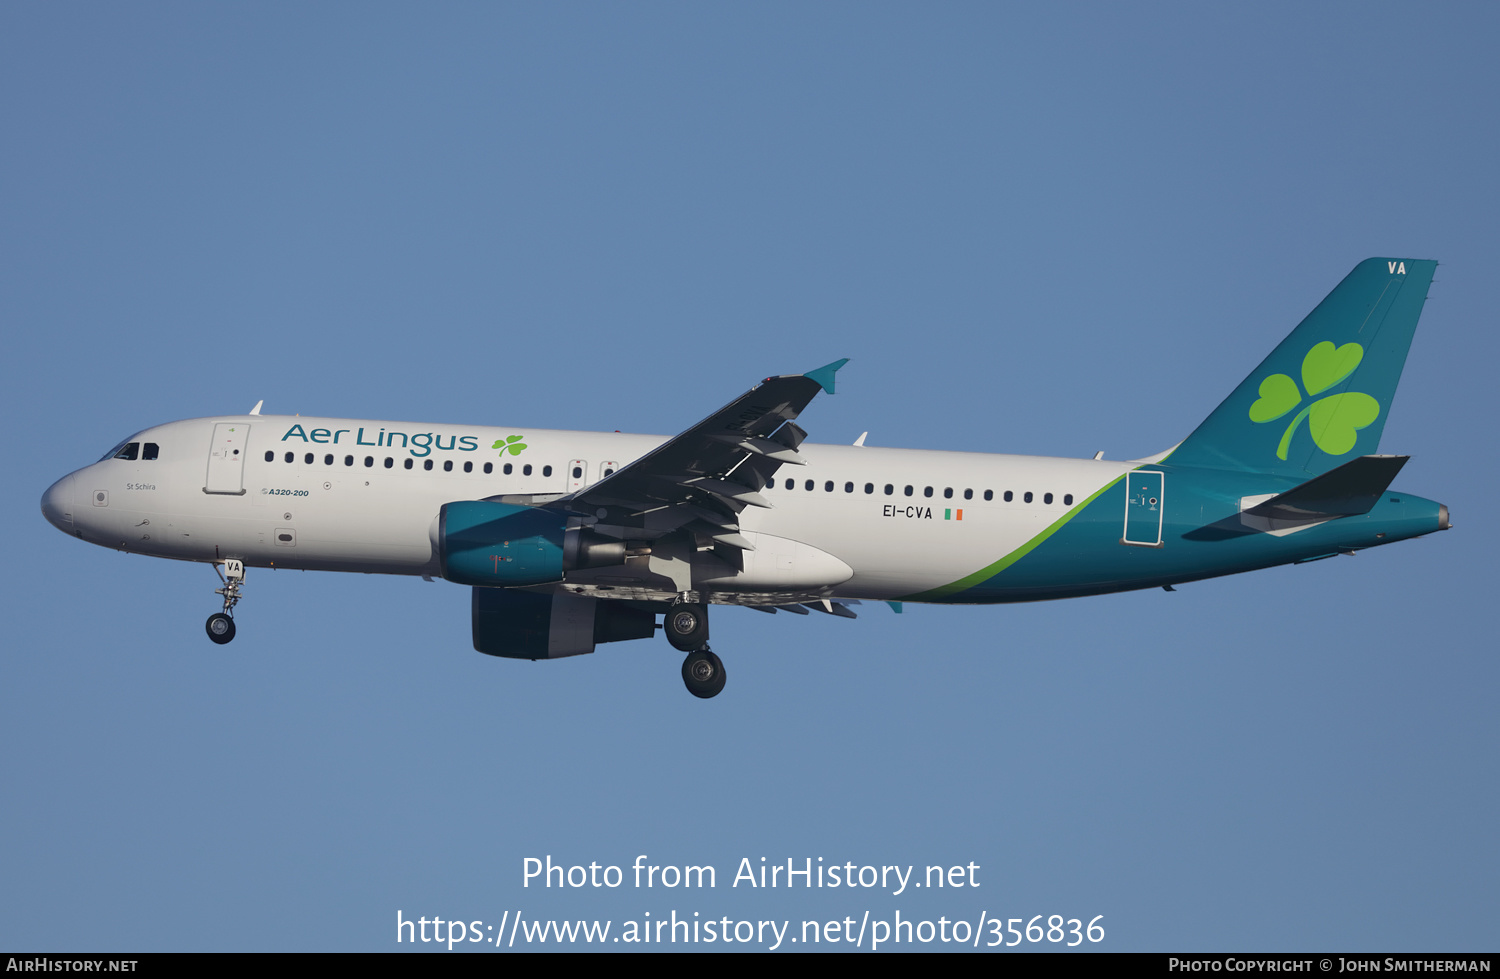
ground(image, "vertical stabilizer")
xmin=1169 ymin=258 xmax=1435 ymax=478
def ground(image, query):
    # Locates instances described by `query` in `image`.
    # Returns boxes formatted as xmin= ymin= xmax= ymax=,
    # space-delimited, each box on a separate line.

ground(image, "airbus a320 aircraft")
xmin=42 ymin=259 xmax=1449 ymax=698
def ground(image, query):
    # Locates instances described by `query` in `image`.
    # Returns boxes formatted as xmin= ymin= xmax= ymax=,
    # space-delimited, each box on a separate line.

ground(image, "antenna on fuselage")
xmin=249 ymin=400 xmax=263 ymax=415
xmin=853 ymin=432 xmax=868 ymax=447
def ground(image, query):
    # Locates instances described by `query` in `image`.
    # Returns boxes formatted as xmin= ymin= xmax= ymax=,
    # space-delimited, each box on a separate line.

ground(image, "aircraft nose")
xmin=41 ymin=474 xmax=75 ymax=533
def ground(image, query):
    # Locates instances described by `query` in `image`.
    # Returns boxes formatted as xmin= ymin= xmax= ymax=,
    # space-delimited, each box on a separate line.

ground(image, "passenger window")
xmin=344 ymin=455 xmax=354 ymax=466
xmin=523 ymin=464 xmax=533 ymax=476
xmin=1064 ymin=494 xmax=1074 ymax=505
xmin=324 ymin=454 xmax=333 ymax=465
xmin=423 ymin=459 xmax=433 ymax=471
xmin=923 ymin=486 xmax=933 ymax=498
xmin=285 ymin=452 xmax=294 ymax=463
xmin=1024 ymin=491 xmax=1033 ymax=503
xmin=405 ymin=459 xmax=414 ymax=470
xmin=484 ymin=462 xmax=492 ymax=474
xmin=364 ymin=456 xmax=374 ymax=467
xmin=964 ymin=489 xmax=973 ymax=500
xmin=845 ymin=482 xmax=854 ymax=493
xmin=865 ymin=483 xmax=874 ymax=494
xmin=943 ymin=487 xmax=952 ymax=499
xmin=114 ymin=443 xmax=140 ymax=461
xmin=884 ymin=484 xmax=894 ymax=495
xmin=904 ymin=485 xmax=913 ymax=497
xmin=143 ymin=443 xmax=160 ymax=461
xmin=543 ymin=465 xmax=552 ymax=477
xmin=1002 ymin=491 xmax=1011 ymax=502
xmin=786 ymin=478 xmax=794 ymax=490
xmin=825 ymin=481 xmax=834 ymax=492
xmin=572 ymin=466 xmax=582 ymax=478
xmin=504 ymin=463 xmax=514 ymax=475
xmin=264 ymin=451 xmax=274 ymax=463
xmin=985 ymin=490 xmax=994 ymax=501
xmin=464 ymin=461 xmax=473 ymax=473
xmin=384 ymin=457 xmax=394 ymax=469
xmin=444 ymin=460 xmax=453 ymax=472
xmin=1044 ymin=492 xmax=1053 ymax=504
xmin=304 ymin=453 xmax=313 ymax=464
xmin=603 ymin=467 xmax=614 ymax=477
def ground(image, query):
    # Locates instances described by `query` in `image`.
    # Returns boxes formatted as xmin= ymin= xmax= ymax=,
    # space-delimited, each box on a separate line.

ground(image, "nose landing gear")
xmin=206 ymin=612 xmax=236 ymax=644
xmin=206 ymin=559 xmax=244 ymax=645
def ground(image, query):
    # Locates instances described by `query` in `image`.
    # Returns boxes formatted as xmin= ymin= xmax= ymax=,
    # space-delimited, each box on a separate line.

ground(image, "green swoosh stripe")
xmin=900 ymin=473 xmax=1127 ymax=602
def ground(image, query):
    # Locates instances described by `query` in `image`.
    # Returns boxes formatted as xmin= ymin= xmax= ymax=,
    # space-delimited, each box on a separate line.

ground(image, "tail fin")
xmin=1169 ymin=258 xmax=1436 ymax=478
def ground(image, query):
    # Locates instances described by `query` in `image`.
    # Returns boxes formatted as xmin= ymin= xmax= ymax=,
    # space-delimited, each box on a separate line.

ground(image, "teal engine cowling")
xmin=437 ymin=501 xmax=627 ymax=586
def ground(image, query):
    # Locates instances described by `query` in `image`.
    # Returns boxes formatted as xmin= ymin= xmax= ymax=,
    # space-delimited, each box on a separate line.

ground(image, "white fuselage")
xmin=44 ymin=414 xmax=1138 ymax=603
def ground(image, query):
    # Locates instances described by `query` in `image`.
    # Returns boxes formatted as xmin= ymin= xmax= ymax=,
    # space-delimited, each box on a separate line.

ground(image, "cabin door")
xmin=205 ymin=423 xmax=249 ymax=495
xmin=1122 ymin=471 xmax=1164 ymax=547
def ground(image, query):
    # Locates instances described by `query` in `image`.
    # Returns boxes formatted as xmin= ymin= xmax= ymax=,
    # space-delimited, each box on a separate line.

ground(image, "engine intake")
xmin=472 ymin=588 xmax=655 ymax=659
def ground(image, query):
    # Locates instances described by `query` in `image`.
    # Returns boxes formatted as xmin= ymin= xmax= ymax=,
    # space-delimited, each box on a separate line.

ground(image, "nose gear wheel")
xmin=206 ymin=560 xmax=245 ymax=645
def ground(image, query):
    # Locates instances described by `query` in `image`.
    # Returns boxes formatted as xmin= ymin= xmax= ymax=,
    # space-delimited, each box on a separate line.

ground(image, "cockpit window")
xmin=113 ymin=442 xmax=140 ymax=461
xmin=142 ymin=443 xmax=160 ymax=461
xmin=100 ymin=435 xmax=144 ymax=461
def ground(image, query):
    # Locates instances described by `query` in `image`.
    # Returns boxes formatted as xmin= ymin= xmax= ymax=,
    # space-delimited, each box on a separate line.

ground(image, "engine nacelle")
xmin=438 ymin=501 xmax=627 ymax=586
xmin=472 ymin=588 xmax=656 ymax=659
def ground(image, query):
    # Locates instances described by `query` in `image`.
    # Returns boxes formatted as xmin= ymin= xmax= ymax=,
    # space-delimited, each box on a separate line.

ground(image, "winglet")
xmin=803 ymin=358 xmax=850 ymax=395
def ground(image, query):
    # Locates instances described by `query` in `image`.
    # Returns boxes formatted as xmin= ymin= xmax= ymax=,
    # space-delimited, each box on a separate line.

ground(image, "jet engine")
xmin=471 ymin=587 xmax=656 ymax=659
xmin=437 ymin=501 xmax=628 ymax=586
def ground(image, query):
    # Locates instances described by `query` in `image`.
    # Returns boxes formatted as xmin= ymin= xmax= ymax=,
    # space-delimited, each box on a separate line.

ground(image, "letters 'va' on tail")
xmin=1167 ymin=258 xmax=1437 ymax=480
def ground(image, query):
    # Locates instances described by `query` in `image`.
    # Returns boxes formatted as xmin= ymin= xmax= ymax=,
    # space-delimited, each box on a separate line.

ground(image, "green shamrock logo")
xmin=1247 ymin=341 xmax=1380 ymax=460
xmin=492 ymin=435 xmax=528 ymax=456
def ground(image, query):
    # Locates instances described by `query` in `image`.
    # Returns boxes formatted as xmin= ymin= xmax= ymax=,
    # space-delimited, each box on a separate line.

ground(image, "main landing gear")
xmin=206 ymin=559 xmax=244 ymax=645
xmin=681 ymin=648 xmax=726 ymax=699
xmin=665 ymin=602 xmax=725 ymax=699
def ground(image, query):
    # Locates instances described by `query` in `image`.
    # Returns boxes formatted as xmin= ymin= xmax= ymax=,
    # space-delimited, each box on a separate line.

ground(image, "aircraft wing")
xmin=550 ymin=359 xmax=848 ymax=543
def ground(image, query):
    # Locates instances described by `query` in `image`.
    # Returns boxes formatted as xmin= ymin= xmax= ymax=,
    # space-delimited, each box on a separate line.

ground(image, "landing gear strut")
xmin=681 ymin=647 xmax=726 ymax=699
xmin=666 ymin=601 xmax=726 ymax=698
xmin=206 ymin=559 xmax=244 ymax=645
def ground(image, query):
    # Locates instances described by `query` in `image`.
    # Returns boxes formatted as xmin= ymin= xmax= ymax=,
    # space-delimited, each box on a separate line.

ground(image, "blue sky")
xmin=3 ymin=3 xmax=1497 ymax=951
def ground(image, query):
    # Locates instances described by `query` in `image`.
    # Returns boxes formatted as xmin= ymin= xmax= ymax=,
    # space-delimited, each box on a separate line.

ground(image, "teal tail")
xmin=1169 ymin=258 xmax=1436 ymax=479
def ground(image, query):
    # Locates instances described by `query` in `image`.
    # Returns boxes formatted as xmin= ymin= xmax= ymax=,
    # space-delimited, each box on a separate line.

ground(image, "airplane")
xmin=40 ymin=258 xmax=1449 ymax=699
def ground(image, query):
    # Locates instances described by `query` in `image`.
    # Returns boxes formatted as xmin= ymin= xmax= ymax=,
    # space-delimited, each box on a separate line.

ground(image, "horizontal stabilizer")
xmin=1244 ymin=455 xmax=1409 ymax=521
